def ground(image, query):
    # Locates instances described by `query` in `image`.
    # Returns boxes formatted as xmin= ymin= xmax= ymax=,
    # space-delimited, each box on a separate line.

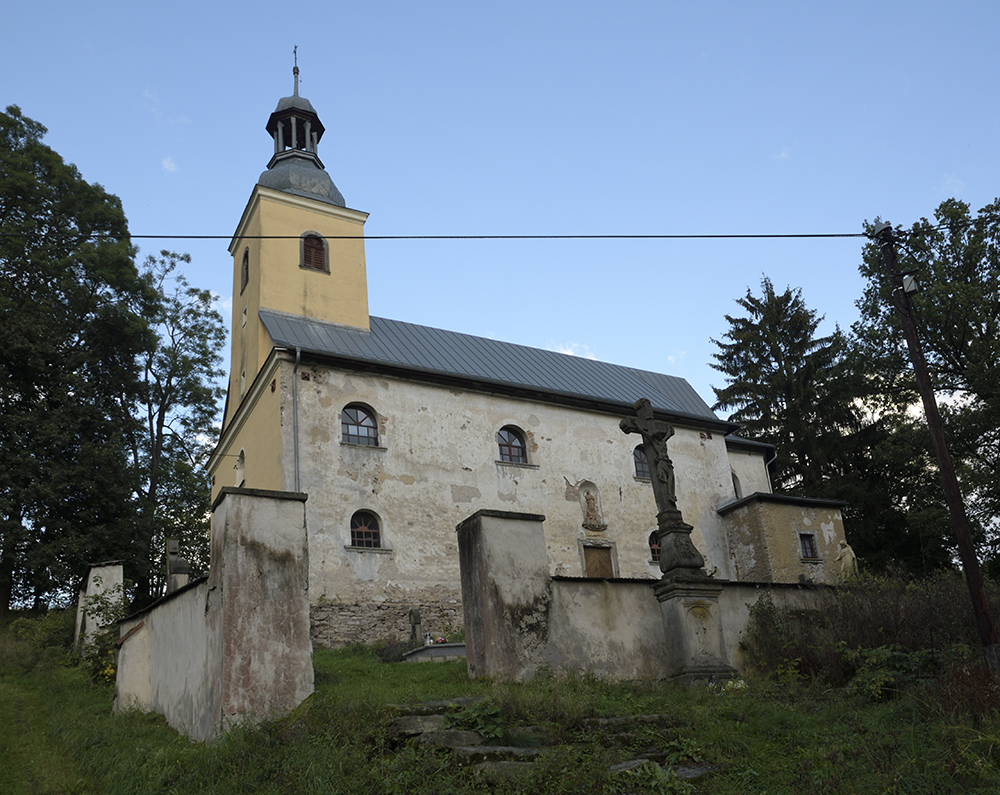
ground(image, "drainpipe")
xmin=763 ymin=448 xmax=777 ymax=493
xmin=292 ymin=347 xmax=301 ymax=492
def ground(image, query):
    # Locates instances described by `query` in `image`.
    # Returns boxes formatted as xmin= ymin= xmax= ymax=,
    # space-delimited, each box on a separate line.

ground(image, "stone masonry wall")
xmin=310 ymin=599 xmax=463 ymax=648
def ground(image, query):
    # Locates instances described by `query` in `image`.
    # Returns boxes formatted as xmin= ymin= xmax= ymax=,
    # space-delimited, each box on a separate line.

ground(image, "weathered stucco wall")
xmin=458 ymin=509 xmax=835 ymax=682
xmin=545 ymin=579 xmax=670 ymax=679
xmin=458 ymin=509 xmax=669 ymax=681
xmin=286 ymin=359 xmax=759 ymax=644
xmin=725 ymin=447 xmax=772 ymax=499
xmin=720 ymin=495 xmax=845 ymax=585
xmin=209 ymin=488 xmax=314 ymax=733
xmin=114 ymin=489 xmax=313 ymax=741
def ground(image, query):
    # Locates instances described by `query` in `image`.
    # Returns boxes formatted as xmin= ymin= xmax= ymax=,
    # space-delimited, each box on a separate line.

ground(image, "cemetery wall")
xmin=114 ymin=489 xmax=313 ymax=741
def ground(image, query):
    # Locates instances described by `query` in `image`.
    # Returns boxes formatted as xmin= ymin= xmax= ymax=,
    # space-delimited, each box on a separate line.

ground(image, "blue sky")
xmin=3 ymin=1 xmax=998 ymax=407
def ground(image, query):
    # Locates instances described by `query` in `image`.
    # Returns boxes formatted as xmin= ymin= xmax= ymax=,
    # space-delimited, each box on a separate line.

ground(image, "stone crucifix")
xmin=620 ymin=398 xmax=706 ymax=578
xmin=620 ymin=397 xmax=677 ymax=514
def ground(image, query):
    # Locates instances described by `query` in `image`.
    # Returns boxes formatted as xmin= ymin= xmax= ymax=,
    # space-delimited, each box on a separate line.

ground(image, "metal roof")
xmin=260 ymin=309 xmax=726 ymax=425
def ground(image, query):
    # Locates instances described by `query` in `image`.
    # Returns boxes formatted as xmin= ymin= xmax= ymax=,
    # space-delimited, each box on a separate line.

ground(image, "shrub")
xmin=740 ymin=570 xmax=999 ymax=690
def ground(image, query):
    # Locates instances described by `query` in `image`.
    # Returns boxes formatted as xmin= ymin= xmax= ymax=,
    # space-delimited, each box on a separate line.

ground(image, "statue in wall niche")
xmin=581 ymin=488 xmax=607 ymax=532
xmin=835 ymin=540 xmax=859 ymax=579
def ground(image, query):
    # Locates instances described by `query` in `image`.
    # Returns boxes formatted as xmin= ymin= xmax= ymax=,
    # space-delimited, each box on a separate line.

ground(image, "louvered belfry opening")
xmin=303 ymin=235 xmax=325 ymax=271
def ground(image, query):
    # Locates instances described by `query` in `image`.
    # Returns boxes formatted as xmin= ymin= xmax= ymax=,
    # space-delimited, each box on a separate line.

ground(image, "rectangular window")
xmin=799 ymin=533 xmax=819 ymax=560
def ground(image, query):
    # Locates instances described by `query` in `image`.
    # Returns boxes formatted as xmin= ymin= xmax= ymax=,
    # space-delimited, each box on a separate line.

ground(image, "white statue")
xmin=834 ymin=540 xmax=858 ymax=579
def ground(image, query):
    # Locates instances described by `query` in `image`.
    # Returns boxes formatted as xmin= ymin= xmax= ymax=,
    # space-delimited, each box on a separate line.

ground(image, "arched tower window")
xmin=301 ymin=233 xmax=327 ymax=271
xmin=342 ymin=405 xmax=378 ymax=446
xmin=240 ymin=248 xmax=249 ymax=294
xmin=497 ymin=426 xmax=527 ymax=464
xmin=235 ymin=449 xmax=246 ymax=487
xmin=350 ymin=511 xmax=381 ymax=548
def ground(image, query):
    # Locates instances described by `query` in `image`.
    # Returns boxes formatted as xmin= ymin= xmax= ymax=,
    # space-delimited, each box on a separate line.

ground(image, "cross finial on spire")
xmin=293 ymin=45 xmax=299 ymax=96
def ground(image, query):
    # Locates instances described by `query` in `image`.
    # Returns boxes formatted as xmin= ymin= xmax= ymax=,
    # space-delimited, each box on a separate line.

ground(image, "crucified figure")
xmin=620 ymin=398 xmax=677 ymax=514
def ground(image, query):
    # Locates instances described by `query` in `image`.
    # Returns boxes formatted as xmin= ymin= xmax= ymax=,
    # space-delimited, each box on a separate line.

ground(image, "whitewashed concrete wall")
xmin=114 ymin=579 xmax=215 ymax=739
xmin=277 ymin=360 xmax=767 ymax=644
xmin=114 ymin=489 xmax=313 ymax=741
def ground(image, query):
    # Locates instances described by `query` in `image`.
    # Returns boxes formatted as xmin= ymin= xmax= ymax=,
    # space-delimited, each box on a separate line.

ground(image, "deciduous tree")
xmin=858 ymin=199 xmax=1000 ymax=571
xmin=129 ymin=252 xmax=225 ymax=604
xmin=0 ymin=106 xmax=150 ymax=613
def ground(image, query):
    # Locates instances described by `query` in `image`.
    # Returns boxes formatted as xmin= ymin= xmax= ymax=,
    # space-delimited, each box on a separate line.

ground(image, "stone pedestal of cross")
xmin=621 ymin=398 xmax=734 ymax=681
xmin=619 ymin=398 xmax=706 ymax=579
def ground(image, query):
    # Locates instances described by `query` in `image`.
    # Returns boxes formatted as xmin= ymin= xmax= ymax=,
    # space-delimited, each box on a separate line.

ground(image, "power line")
xmin=0 ymin=215 xmax=990 ymax=242
xmin=0 ymin=231 xmax=868 ymax=241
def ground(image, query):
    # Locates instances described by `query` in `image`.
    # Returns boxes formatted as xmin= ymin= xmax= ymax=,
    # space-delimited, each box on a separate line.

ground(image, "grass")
xmin=3 ymin=598 xmax=1000 ymax=794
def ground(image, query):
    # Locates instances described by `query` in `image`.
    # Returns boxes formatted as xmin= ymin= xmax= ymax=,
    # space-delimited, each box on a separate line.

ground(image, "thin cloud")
xmin=143 ymin=88 xmax=162 ymax=121
xmin=548 ymin=342 xmax=598 ymax=360
xmin=161 ymin=157 xmax=177 ymax=173
xmin=942 ymin=174 xmax=964 ymax=196
xmin=213 ymin=293 xmax=233 ymax=314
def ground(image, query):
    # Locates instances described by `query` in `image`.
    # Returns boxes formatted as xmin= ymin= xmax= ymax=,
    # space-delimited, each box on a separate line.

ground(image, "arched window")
xmin=342 ymin=405 xmax=378 ymax=446
xmin=497 ymin=426 xmax=527 ymax=464
xmin=240 ymin=248 xmax=249 ymax=293
xmin=302 ymin=234 xmax=326 ymax=271
xmin=731 ymin=470 xmax=743 ymax=499
xmin=633 ymin=445 xmax=650 ymax=479
xmin=648 ymin=531 xmax=661 ymax=564
xmin=350 ymin=511 xmax=381 ymax=548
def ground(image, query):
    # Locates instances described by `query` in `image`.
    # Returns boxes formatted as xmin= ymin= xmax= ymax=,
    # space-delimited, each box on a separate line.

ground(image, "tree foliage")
xmin=129 ymin=252 xmax=225 ymax=604
xmin=0 ymin=106 xmax=151 ymax=612
xmin=710 ymin=277 xmax=849 ymax=494
xmin=0 ymin=107 xmax=224 ymax=612
xmin=858 ymin=199 xmax=1000 ymax=571
xmin=710 ymin=276 xmax=953 ymax=570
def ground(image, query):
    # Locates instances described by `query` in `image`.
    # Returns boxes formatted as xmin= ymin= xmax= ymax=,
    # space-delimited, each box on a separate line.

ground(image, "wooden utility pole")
xmin=873 ymin=222 xmax=999 ymax=675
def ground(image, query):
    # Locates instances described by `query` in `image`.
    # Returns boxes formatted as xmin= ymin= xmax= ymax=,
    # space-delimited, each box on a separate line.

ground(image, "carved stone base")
xmin=654 ymin=509 xmax=706 ymax=576
xmin=654 ymin=574 xmax=735 ymax=681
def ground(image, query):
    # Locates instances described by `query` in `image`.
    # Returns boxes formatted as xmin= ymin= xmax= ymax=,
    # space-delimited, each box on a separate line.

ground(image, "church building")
xmin=207 ymin=72 xmax=848 ymax=647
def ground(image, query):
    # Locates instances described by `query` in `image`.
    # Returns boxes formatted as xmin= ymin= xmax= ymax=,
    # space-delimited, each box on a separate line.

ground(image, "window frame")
xmin=349 ymin=510 xmax=382 ymax=549
xmin=799 ymin=532 xmax=819 ymax=561
xmin=300 ymin=232 xmax=328 ymax=272
xmin=633 ymin=445 xmax=651 ymax=479
xmin=341 ymin=404 xmax=379 ymax=447
xmin=648 ymin=531 xmax=661 ymax=564
xmin=240 ymin=248 xmax=249 ymax=294
xmin=497 ymin=425 xmax=528 ymax=464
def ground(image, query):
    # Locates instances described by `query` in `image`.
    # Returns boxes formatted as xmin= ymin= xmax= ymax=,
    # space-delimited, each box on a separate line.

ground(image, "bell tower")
xmin=226 ymin=63 xmax=370 ymax=424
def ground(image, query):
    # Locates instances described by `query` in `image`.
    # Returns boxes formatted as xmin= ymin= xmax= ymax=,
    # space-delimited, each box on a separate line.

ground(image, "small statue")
xmin=584 ymin=490 xmax=599 ymax=524
xmin=835 ymin=540 xmax=858 ymax=579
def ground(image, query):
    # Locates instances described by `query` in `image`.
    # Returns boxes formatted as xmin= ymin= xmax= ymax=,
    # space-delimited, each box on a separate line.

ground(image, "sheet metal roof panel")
xmin=260 ymin=309 xmax=720 ymax=422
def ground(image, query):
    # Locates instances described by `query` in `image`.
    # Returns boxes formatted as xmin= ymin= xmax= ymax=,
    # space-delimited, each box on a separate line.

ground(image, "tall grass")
xmin=2 ymin=582 xmax=1000 ymax=794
